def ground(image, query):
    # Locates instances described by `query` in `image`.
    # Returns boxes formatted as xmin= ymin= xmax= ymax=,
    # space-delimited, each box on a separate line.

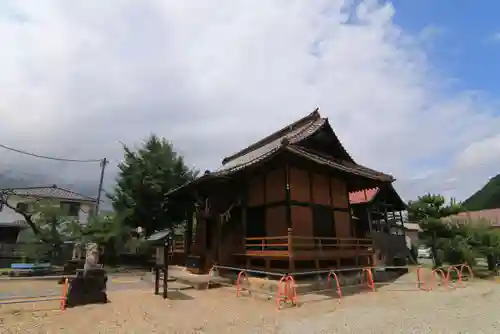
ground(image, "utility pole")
xmin=95 ymin=158 xmax=108 ymax=215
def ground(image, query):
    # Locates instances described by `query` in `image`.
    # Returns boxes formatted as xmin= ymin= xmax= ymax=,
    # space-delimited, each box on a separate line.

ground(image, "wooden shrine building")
xmin=167 ymin=109 xmax=396 ymax=273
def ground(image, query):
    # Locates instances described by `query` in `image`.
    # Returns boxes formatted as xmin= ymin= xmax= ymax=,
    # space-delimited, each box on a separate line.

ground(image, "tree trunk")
xmin=487 ymin=254 xmax=496 ymax=271
xmin=431 ymin=232 xmax=441 ymax=268
xmin=103 ymin=240 xmax=116 ymax=265
xmin=51 ymin=242 xmax=63 ymax=265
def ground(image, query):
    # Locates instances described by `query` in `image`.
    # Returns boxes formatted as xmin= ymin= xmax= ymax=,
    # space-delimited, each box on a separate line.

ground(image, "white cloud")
xmin=0 ymin=0 xmax=499 ymax=200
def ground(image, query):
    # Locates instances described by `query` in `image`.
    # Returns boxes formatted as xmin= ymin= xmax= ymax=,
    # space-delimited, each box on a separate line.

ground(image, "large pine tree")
xmin=109 ymin=135 xmax=198 ymax=235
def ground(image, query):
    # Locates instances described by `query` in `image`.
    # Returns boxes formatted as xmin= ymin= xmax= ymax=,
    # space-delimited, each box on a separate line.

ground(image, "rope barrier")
xmin=205 ymin=263 xmax=474 ymax=310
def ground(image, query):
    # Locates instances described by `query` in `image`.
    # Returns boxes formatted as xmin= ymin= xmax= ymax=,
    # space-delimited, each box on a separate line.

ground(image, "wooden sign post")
xmin=146 ymin=229 xmax=172 ymax=299
xmin=153 ymin=238 xmax=170 ymax=299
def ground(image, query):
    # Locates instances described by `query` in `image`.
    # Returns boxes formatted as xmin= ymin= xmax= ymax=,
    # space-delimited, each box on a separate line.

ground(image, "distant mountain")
xmin=0 ymin=174 xmax=31 ymax=189
xmin=463 ymin=174 xmax=500 ymax=211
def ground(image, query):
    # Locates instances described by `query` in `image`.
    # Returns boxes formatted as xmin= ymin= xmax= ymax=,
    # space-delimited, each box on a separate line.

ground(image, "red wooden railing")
xmin=243 ymin=230 xmax=374 ymax=257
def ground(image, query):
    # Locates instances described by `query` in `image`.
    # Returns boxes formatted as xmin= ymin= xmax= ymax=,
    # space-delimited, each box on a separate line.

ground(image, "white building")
xmin=0 ymin=185 xmax=98 ymax=243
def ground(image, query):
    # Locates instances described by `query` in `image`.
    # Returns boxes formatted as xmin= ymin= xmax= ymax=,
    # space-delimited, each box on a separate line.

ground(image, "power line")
xmin=0 ymin=143 xmax=101 ymax=163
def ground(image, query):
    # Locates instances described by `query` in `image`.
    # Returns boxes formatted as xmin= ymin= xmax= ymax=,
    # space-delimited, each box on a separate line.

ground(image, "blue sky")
xmin=393 ymin=0 xmax=500 ymax=96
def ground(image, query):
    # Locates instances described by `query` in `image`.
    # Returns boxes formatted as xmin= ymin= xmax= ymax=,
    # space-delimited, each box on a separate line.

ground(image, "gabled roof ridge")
xmin=1 ymin=185 xmax=54 ymax=190
xmin=221 ymin=108 xmax=321 ymax=165
xmin=52 ymin=186 xmax=97 ymax=202
xmin=1 ymin=185 xmax=97 ymax=202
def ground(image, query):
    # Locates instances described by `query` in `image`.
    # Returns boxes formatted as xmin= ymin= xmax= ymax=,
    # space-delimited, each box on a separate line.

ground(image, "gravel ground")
xmin=0 ymin=278 xmax=499 ymax=333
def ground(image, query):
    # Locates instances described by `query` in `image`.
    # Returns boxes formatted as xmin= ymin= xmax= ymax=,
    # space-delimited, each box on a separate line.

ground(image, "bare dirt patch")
xmin=0 ymin=279 xmax=499 ymax=333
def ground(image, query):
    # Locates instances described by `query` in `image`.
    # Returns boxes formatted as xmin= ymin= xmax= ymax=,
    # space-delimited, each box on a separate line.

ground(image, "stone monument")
xmin=64 ymin=242 xmax=108 ymax=307
xmin=83 ymin=242 xmax=100 ymax=274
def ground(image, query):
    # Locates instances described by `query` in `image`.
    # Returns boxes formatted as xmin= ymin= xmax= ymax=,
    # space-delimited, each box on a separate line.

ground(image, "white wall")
xmin=0 ymin=195 xmax=96 ymax=225
xmin=0 ymin=196 xmax=25 ymax=224
xmin=79 ymin=202 xmax=95 ymax=224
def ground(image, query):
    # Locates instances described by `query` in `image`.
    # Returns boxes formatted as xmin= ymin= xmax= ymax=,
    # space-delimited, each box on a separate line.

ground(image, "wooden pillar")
xmin=398 ymin=210 xmax=406 ymax=237
xmin=285 ymin=164 xmax=292 ymax=228
xmin=154 ymin=267 xmax=160 ymax=295
xmin=384 ymin=204 xmax=389 ymax=234
xmin=185 ymin=208 xmax=194 ymax=256
xmin=366 ymin=205 xmax=373 ymax=234
xmin=242 ymin=183 xmax=248 ymax=253
xmin=163 ymin=243 xmax=169 ymax=299
xmin=215 ymin=215 xmax=222 ymax=264
xmin=287 ymin=228 xmax=295 ymax=272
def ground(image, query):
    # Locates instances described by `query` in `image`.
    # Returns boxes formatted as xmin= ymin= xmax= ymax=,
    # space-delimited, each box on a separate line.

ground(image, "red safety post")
xmin=276 ymin=276 xmax=288 ymax=309
xmin=236 ymin=270 xmax=250 ymax=297
xmin=275 ymin=275 xmax=298 ymax=309
xmin=416 ymin=267 xmax=429 ymax=291
xmin=285 ymin=275 xmax=298 ymax=306
xmin=446 ymin=266 xmax=463 ymax=288
xmin=429 ymin=268 xmax=448 ymax=290
xmin=60 ymin=277 xmax=69 ymax=310
xmin=327 ymin=270 xmax=342 ymax=300
xmin=361 ymin=268 xmax=375 ymax=292
xmin=458 ymin=264 xmax=474 ymax=283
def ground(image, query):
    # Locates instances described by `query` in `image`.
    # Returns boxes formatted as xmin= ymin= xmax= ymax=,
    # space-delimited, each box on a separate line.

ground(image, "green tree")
xmin=4 ymin=199 xmax=81 ymax=263
xmin=408 ymin=194 xmax=464 ymax=267
xmin=70 ymin=212 xmax=135 ymax=264
xmin=108 ymin=135 xmax=198 ymax=236
xmin=407 ymin=194 xmax=463 ymax=222
xmin=466 ymin=220 xmax=500 ymax=271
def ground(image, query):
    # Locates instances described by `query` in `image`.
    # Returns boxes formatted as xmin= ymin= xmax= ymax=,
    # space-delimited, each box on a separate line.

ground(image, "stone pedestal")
xmin=58 ymin=259 xmax=85 ymax=284
xmin=65 ymin=268 xmax=108 ymax=308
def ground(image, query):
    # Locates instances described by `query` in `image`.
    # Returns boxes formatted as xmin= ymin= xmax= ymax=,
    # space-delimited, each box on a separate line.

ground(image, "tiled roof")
xmin=349 ymin=188 xmax=379 ymax=204
xmin=219 ymin=110 xmax=326 ymax=173
xmin=1 ymin=185 xmax=96 ymax=203
xmin=444 ymin=209 xmax=500 ymax=227
xmin=167 ymin=109 xmax=395 ymax=196
xmin=285 ymin=147 xmax=394 ymax=182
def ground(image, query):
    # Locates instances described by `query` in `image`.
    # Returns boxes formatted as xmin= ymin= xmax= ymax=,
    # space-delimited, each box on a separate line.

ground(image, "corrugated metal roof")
xmin=348 ymin=184 xmax=406 ymax=210
xmin=1 ymin=186 xmax=96 ymax=202
xmin=349 ymin=188 xmax=379 ymax=204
